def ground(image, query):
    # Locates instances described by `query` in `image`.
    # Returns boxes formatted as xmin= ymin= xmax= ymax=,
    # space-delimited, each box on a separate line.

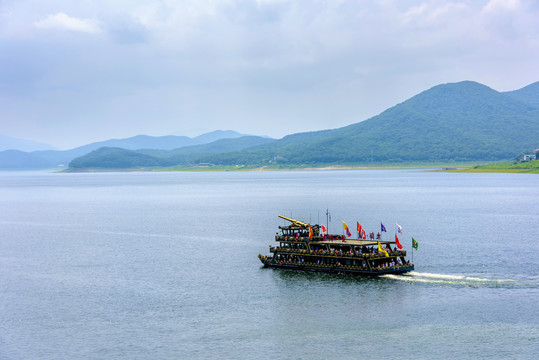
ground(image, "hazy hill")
xmin=0 ymin=130 xmax=250 ymax=169
xmin=67 ymin=130 xmax=248 ymax=152
xmin=69 ymin=136 xmax=275 ymax=169
xmin=0 ymin=134 xmax=55 ymax=152
xmin=0 ymin=150 xmax=52 ymax=169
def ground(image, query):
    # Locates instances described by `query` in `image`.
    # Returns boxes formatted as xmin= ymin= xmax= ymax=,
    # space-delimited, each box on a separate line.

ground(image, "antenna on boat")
xmin=326 ymin=208 xmax=331 ymax=233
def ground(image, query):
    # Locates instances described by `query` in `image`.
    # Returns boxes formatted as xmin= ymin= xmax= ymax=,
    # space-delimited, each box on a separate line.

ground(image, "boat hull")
xmin=259 ymin=255 xmax=414 ymax=276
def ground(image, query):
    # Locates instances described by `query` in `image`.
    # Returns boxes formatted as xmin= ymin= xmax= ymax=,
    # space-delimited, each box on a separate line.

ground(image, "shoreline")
xmin=56 ymin=160 xmax=538 ymax=174
xmin=61 ymin=164 xmax=472 ymax=173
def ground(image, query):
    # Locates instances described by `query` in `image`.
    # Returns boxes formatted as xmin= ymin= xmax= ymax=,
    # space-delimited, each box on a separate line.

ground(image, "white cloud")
xmin=482 ymin=0 xmax=519 ymax=14
xmin=1 ymin=0 xmax=539 ymax=147
xmin=401 ymin=1 xmax=470 ymax=27
xmin=34 ymin=12 xmax=101 ymax=33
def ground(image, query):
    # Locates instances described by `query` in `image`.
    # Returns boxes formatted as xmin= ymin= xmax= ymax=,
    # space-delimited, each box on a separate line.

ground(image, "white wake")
xmin=381 ymin=271 xmax=531 ymax=287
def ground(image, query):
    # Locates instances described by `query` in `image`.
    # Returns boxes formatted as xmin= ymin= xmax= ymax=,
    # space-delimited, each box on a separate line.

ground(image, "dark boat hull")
xmin=259 ymin=256 xmax=414 ymax=276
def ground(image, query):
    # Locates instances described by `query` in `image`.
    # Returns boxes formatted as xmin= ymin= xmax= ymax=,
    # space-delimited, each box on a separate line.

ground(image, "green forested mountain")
xmin=68 ymin=80 xmax=539 ymax=169
xmin=197 ymin=81 xmax=539 ymax=165
xmin=68 ymin=147 xmax=164 ymax=169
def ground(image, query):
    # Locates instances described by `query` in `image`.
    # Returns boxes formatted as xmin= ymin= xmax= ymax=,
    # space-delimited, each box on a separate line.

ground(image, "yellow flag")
xmin=342 ymin=221 xmax=351 ymax=237
xmin=378 ymin=241 xmax=389 ymax=257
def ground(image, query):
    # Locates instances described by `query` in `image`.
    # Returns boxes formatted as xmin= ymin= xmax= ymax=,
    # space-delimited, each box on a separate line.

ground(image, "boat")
xmin=258 ymin=215 xmax=414 ymax=275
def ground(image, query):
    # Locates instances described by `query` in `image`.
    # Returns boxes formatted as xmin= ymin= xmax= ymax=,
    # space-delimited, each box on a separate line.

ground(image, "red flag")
xmin=357 ymin=222 xmax=366 ymax=239
xmin=308 ymin=224 xmax=313 ymax=239
xmin=321 ymin=225 xmax=327 ymax=236
xmin=395 ymin=234 xmax=403 ymax=249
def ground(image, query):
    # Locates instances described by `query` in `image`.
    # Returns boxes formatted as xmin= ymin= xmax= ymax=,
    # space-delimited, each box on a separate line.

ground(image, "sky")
xmin=1 ymin=0 xmax=538 ymax=150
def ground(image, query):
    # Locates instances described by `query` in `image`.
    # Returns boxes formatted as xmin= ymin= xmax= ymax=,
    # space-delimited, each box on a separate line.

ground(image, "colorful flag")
xmin=378 ymin=241 xmax=389 ymax=257
xmin=381 ymin=223 xmax=386 ymax=232
xmin=308 ymin=224 xmax=313 ymax=239
xmin=395 ymin=234 xmax=403 ymax=249
xmin=396 ymin=223 xmax=402 ymax=234
xmin=321 ymin=225 xmax=327 ymax=236
xmin=412 ymin=237 xmax=418 ymax=250
xmin=357 ymin=222 xmax=366 ymax=239
xmin=343 ymin=221 xmax=352 ymax=237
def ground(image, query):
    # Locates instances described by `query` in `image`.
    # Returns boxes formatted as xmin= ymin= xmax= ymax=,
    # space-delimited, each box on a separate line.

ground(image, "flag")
xmin=395 ymin=234 xmax=403 ymax=249
xmin=412 ymin=237 xmax=418 ymax=250
xmin=378 ymin=241 xmax=389 ymax=257
xmin=343 ymin=221 xmax=352 ymax=237
xmin=396 ymin=223 xmax=402 ymax=234
xmin=357 ymin=222 xmax=366 ymax=239
xmin=321 ymin=225 xmax=327 ymax=236
xmin=381 ymin=223 xmax=386 ymax=232
xmin=308 ymin=224 xmax=313 ymax=239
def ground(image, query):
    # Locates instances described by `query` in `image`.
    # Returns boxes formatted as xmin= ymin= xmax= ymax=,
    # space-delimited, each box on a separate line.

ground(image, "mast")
xmin=325 ymin=208 xmax=331 ymax=233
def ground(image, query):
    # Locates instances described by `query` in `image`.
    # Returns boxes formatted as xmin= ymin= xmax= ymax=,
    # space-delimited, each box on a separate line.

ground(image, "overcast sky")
xmin=1 ymin=0 xmax=538 ymax=149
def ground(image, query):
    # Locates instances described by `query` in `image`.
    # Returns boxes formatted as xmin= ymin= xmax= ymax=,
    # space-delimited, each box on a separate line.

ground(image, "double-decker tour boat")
xmin=258 ymin=215 xmax=414 ymax=275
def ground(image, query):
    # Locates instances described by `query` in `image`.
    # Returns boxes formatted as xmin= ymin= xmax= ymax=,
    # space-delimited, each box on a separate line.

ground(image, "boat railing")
xmin=273 ymin=247 xmax=407 ymax=258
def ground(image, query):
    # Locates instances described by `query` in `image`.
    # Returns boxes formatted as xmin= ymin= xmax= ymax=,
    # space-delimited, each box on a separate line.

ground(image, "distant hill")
xmin=69 ymin=147 xmax=164 ymax=169
xmin=0 ymin=150 xmax=52 ymax=169
xmin=69 ymin=136 xmax=275 ymax=169
xmin=0 ymin=130 xmax=253 ymax=169
xmin=67 ymin=130 xmax=248 ymax=152
xmin=0 ymin=134 xmax=55 ymax=152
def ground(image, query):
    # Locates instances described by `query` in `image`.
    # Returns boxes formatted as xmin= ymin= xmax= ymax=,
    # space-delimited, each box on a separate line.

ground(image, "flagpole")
xmin=326 ymin=208 xmax=330 ymax=234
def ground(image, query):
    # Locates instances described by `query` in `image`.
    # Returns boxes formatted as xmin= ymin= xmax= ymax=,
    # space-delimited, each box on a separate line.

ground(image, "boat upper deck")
xmin=309 ymin=239 xmax=396 ymax=246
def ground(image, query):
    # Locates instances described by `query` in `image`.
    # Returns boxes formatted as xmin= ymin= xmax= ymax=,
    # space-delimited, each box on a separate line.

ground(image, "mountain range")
xmin=0 ymin=134 xmax=56 ymax=152
xmin=2 ymin=80 xmax=539 ymax=170
xmin=0 ymin=130 xmax=254 ymax=169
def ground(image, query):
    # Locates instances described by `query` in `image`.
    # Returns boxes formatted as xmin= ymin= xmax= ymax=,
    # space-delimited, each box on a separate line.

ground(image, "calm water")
xmin=0 ymin=170 xmax=538 ymax=359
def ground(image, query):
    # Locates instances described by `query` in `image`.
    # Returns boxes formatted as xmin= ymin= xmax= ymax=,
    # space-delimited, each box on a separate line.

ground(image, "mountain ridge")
xmin=0 ymin=134 xmax=56 ymax=152
xmin=68 ymin=80 xmax=539 ymax=169
xmin=0 ymin=130 xmax=256 ymax=169
xmin=194 ymin=80 xmax=539 ymax=165
xmin=3 ymin=80 xmax=539 ymax=170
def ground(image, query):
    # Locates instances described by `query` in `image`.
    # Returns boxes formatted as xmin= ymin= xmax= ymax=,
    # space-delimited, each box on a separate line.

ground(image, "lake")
xmin=0 ymin=170 xmax=538 ymax=359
